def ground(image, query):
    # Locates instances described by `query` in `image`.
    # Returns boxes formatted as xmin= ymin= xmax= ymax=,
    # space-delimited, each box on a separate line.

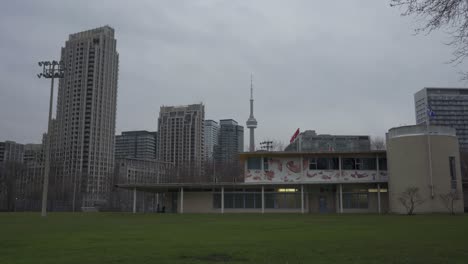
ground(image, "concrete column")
xmin=133 ymin=187 xmax=137 ymax=214
xmin=180 ymin=187 xmax=184 ymax=214
xmin=339 ymin=184 xmax=343 ymax=214
xmin=376 ymin=155 xmax=380 ymax=181
xmin=338 ymin=156 xmax=342 ymax=178
xmin=261 ymin=185 xmax=265 ymax=214
xmin=221 ymin=186 xmax=224 ymax=214
xmin=301 ymin=185 xmax=305 ymax=214
xmin=377 ymin=183 xmax=381 ymax=214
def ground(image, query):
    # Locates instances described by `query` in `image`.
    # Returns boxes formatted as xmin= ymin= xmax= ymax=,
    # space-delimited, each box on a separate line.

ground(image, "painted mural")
xmin=245 ymin=157 xmax=388 ymax=183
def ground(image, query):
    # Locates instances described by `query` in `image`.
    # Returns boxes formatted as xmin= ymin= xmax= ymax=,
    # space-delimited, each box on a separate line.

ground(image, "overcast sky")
xmin=0 ymin=0 xmax=466 ymax=147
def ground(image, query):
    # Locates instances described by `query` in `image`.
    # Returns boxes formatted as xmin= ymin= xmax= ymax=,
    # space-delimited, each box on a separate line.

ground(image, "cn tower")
xmin=246 ymin=75 xmax=258 ymax=152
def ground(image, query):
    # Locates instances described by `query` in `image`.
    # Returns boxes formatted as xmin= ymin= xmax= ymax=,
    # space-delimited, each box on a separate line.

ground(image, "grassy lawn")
xmin=0 ymin=213 xmax=467 ymax=264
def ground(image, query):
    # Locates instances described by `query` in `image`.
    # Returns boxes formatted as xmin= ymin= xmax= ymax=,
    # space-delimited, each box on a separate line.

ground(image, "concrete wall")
xmin=179 ymin=192 xmax=216 ymax=213
xmin=387 ymin=132 xmax=464 ymax=214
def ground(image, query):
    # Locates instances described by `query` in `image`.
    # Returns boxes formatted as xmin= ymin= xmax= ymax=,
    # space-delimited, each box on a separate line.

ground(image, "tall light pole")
xmin=260 ymin=141 xmax=273 ymax=151
xmin=37 ymin=60 xmax=65 ymax=217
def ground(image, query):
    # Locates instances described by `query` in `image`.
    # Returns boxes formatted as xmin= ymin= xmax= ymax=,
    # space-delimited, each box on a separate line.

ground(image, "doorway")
xmin=319 ymin=196 xmax=327 ymax=213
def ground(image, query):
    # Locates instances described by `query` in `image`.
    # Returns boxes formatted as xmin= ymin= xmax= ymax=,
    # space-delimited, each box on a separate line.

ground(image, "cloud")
xmin=0 ymin=0 xmax=465 ymax=146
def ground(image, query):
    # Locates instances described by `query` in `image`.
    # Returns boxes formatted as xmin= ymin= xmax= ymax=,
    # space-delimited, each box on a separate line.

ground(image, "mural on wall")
xmin=245 ymin=157 xmax=387 ymax=183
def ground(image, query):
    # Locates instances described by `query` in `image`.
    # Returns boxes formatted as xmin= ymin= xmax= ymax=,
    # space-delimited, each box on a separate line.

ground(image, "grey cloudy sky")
xmin=0 ymin=0 xmax=466 ymax=146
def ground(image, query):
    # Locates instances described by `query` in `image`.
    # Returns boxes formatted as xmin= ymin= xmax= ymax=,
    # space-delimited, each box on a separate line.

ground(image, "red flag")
xmin=290 ymin=128 xmax=300 ymax=143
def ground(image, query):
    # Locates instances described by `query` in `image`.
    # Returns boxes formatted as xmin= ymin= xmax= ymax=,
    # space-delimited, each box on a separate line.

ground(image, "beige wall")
xmin=388 ymin=134 xmax=464 ymax=214
xmin=178 ymin=192 xmax=217 ymax=213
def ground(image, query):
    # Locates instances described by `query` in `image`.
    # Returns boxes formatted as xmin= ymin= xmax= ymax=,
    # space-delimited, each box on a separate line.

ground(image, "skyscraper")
xmin=157 ymin=104 xmax=205 ymax=178
xmin=52 ymin=26 xmax=119 ymax=208
xmin=246 ymin=77 xmax=257 ymax=152
xmin=115 ymin=131 xmax=157 ymax=160
xmin=415 ymin=88 xmax=468 ymax=150
xmin=204 ymin=120 xmax=219 ymax=160
xmin=214 ymin=119 xmax=244 ymax=163
xmin=0 ymin=141 xmax=24 ymax=163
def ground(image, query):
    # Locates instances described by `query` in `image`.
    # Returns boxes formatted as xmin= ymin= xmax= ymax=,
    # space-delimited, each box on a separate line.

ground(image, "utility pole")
xmin=37 ymin=60 xmax=65 ymax=217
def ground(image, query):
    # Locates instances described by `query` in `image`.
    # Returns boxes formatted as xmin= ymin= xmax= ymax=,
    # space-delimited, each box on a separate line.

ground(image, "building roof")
xmin=239 ymin=150 xmax=386 ymax=158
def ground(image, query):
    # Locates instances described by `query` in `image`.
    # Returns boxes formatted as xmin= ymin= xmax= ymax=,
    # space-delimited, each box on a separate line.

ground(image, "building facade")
xmin=115 ymin=131 xmax=157 ymax=160
xmin=15 ymin=144 xmax=44 ymax=211
xmin=157 ymin=104 xmax=205 ymax=179
xmin=285 ymin=130 xmax=371 ymax=152
xmin=0 ymin=141 xmax=25 ymax=163
xmin=52 ymin=26 xmax=119 ymax=208
xmin=214 ymin=119 xmax=244 ymax=163
xmin=204 ymin=120 xmax=219 ymax=160
xmin=111 ymin=158 xmax=175 ymax=212
xmin=415 ymin=87 xmax=468 ymax=150
xmin=117 ymin=125 xmax=464 ymax=214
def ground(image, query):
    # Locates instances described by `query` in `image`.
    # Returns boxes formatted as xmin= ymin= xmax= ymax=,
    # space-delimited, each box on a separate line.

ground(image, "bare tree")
xmin=398 ymin=187 xmax=425 ymax=215
xmin=440 ymin=190 xmax=460 ymax=214
xmin=371 ymin=136 xmax=386 ymax=150
xmin=390 ymin=0 xmax=468 ymax=78
xmin=0 ymin=161 xmax=25 ymax=211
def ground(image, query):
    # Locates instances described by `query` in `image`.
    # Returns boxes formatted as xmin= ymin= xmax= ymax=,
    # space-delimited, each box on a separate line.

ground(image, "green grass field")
xmin=0 ymin=213 xmax=467 ymax=264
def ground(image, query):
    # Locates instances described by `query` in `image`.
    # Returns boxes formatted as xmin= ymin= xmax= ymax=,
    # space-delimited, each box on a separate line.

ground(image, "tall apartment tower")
xmin=246 ymin=77 xmax=257 ymax=152
xmin=157 ymin=104 xmax=205 ymax=178
xmin=215 ymin=119 xmax=244 ymax=163
xmin=204 ymin=120 xmax=219 ymax=160
xmin=415 ymin=88 xmax=468 ymax=150
xmin=52 ymin=26 xmax=119 ymax=208
xmin=0 ymin=141 xmax=24 ymax=163
xmin=115 ymin=131 xmax=157 ymax=160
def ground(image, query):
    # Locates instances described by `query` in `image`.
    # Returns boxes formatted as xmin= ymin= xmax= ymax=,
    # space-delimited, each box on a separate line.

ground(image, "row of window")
xmin=213 ymin=192 xmax=301 ymax=209
xmin=211 ymin=192 xmax=369 ymax=210
xmin=247 ymin=157 xmax=387 ymax=171
xmin=343 ymin=193 xmax=368 ymax=209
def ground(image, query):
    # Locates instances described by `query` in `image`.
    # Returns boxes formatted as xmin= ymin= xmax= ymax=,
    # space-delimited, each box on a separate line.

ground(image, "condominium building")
xmin=285 ymin=130 xmax=371 ymax=152
xmin=115 ymin=131 xmax=157 ymax=160
xmin=0 ymin=141 xmax=25 ymax=163
xmin=111 ymin=158 xmax=175 ymax=212
xmin=157 ymin=104 xmax=205 ymax=179
xmin=214 ymin=119 xmax=244 ymax=163
xmin=16 ymin=144 xmax=44 ymax=211
xmin=51 ymin=26 xmax=119 ymax=208
xmin=415 ymin=87 xmax=468 ymax=150
xmin=204 ymin=120 xmax=219 ymax=160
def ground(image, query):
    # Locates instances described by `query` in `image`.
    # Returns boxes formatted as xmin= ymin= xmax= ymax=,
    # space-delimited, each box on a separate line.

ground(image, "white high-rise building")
xmin=415 ymin=87 xmax=468 ymax=150
xmin=52 ymin=26 xmax=119 ymax=208
xmin=204 ymin=120 xmax=219 ymax=160
xmin=157 ymin=104 xmax=205 ymax=179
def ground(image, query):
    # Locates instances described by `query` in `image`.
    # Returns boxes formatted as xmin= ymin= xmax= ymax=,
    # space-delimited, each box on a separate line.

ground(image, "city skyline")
xmin=1 ymin=1 xmax=468 ymax=146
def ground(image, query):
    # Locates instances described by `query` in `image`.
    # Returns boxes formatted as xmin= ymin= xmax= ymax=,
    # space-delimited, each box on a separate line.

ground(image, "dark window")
xmin=360 ymin=158 xmax=376 ymax=170
xmin=342 ymin=158 xmax=355 ymax=170
xmin=343 ymin=193 xmax=368 ymax=209
xmin=342 ymin=158 xmax=376 ymax=170
xmin=309 ymin=158 xmax=317 ymax=170
xmin=378 ymin=158 xmax=387 ymax=170
xmin=263 ymin=157 xmax=269 ymax=171
xmin=310 ymin=158 xmax=339 ymax=170
xmin=449 ymin=156 xmax=457 ymax=190
xmin=247 ymin=157 xmax=262 ymax=170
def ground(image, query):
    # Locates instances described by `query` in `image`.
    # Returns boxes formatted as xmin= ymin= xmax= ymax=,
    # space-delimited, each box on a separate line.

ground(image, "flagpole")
xmin=426 ymin=109 xmax=434 ymax=199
